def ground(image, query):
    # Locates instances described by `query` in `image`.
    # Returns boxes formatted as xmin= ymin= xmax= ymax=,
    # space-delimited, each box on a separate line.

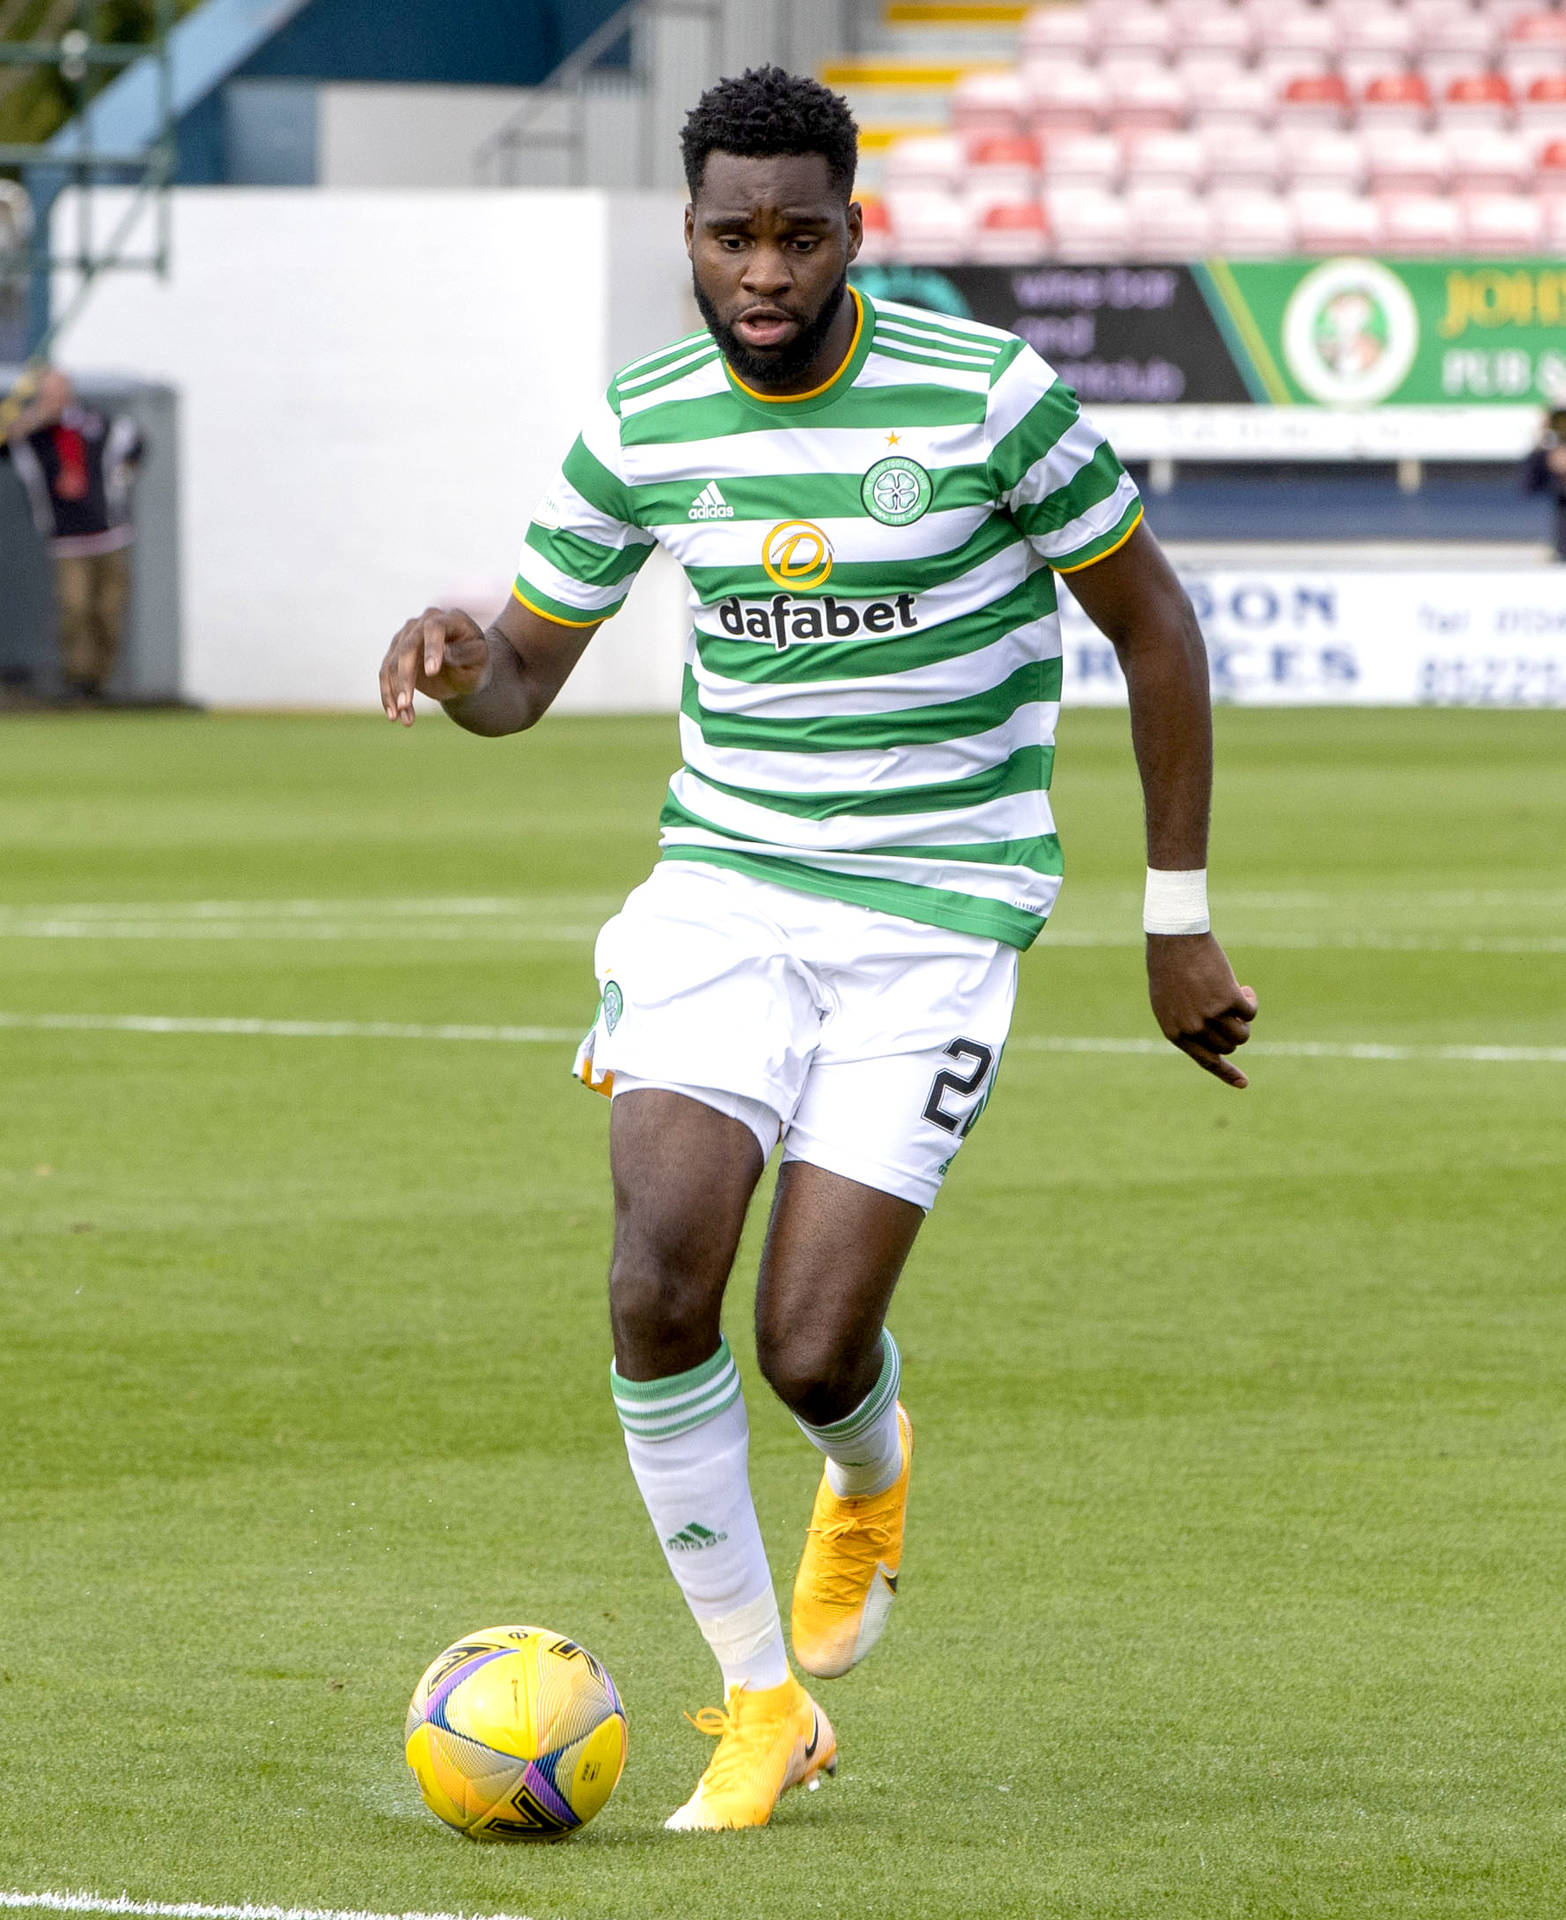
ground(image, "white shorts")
xmin=572 ymin=860 xmax=1018 ymax=1210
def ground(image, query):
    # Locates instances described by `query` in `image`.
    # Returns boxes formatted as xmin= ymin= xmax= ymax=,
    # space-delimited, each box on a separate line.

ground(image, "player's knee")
xmin=754 ymin=1327 xmax=865 ymax=1425
xmin=608 ymin=1227 xmax=724 ymax=1368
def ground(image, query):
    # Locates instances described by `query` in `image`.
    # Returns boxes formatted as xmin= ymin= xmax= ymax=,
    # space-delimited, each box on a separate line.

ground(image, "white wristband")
xmin=1143 ymin=867 xmax=1210 ymax=936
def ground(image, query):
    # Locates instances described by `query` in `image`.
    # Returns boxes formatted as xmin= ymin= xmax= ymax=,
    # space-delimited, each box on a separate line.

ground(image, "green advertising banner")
xmin=1195 ymin=258 xmax=1566 ymax=409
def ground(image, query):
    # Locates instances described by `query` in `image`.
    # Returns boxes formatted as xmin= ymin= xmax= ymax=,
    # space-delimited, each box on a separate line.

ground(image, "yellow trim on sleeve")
xmin=1051 ymin=506 xmax=1144 ymax=575
xmin=512 ymin=583 xmax=605 ymax=629
xmin=727 ymin=288 xmax=865 ymax=405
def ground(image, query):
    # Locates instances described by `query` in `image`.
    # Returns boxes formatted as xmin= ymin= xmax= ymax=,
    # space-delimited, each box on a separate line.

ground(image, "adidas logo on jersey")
xmin=689 ymin=483 xmax=734 ymax=520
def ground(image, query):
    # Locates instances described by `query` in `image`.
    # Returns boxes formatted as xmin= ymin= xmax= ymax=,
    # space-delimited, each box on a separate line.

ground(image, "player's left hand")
xmin=1146 ymin=933 xmax=1258 ymax=1090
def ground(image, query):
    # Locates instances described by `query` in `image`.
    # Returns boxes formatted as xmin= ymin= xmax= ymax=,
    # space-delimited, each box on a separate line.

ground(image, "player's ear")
xmin=845 ymin=200 xmax=863 ymax=264
xmin=684 ymin=202 xmax=695 ymax=256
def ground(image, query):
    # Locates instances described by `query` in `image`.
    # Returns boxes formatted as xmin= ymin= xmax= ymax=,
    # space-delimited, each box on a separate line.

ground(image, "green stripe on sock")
xmin=799 ymin=1332 xmax=901 ymax=1447
xmin=611 ymin=1338 xmax=742 ymax=1440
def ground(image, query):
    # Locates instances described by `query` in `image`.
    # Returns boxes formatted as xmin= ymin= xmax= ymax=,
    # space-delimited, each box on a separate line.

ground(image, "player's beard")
xmin=694 ymin=270 xmax=849 ymax=390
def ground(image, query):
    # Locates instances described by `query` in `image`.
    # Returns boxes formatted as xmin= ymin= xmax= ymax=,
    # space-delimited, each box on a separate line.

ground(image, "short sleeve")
xmin=512 ymin=391 xmax=657 ymax=627
xmin=984 ymin=341 xmax=1142 ymax=574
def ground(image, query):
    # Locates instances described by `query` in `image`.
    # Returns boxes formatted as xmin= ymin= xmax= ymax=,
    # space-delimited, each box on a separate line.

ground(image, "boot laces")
xmin=684 ymin=1689 xmax=784 ymax=1797
xmin=810 ymin=1513 xmax=897 ymax=1606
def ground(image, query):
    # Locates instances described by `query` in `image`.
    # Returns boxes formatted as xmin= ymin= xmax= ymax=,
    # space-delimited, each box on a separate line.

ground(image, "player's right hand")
xmin=380 ymin=608 xmax=492 ymax=725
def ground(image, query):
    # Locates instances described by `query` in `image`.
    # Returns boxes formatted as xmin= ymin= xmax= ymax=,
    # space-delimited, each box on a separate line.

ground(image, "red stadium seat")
xmin=1359 ymin=74 xmax=1434 ymax=132
xmin=1518 ymin=75 xmax=1566 ymax=138
xmin=1536 ymin=135 xmax=1566 ymax=197
xmin=1461 ymin=191 xmax=1548 ymax=253
xmin=1379 ymin=190 xmax=1463 ymax=253
xmin=967 ymin=136 xmax=1042 ymax=210
xmin=1438 ymin=73 xmax=1516 ymax=136
xmin=967 ymin=133 xmax=1042 ymax=171
xmin=1507 ymin=12 xmax=1566 ymax=50
xmin=970 ymin=201 xmax=1050 ymax=264
xmin=1275 ymin=73 xmax=1354 ymax=131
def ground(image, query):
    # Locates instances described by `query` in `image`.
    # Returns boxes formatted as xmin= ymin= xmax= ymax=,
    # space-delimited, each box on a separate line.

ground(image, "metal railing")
xmin=473 ymin=0 xmax=723 ymax=189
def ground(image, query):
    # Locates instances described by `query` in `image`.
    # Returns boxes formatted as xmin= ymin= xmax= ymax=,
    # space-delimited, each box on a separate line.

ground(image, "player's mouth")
xmin=733 ymin=307 xmax=800 ymax=349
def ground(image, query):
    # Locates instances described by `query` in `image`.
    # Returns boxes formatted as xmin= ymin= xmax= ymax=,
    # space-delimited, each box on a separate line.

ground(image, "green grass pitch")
xmin=1 ymin=706 xmax=1563 ymax=1920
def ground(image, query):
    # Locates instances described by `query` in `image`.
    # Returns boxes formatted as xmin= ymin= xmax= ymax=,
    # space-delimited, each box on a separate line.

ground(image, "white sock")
xmin=612 ymin=1338 xmax=790 ymax=1695
xmin=795 ymin=1330 xmax=904 ymax=1498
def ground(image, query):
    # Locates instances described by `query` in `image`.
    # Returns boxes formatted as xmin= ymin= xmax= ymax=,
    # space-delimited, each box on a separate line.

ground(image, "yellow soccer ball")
xmin=405 ymin=1625 xmax=627 ymax=1839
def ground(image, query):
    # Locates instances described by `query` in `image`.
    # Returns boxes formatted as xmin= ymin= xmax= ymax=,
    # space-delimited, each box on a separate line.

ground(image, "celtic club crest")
xmin=861 ymin=455 xmax=933 ymax=527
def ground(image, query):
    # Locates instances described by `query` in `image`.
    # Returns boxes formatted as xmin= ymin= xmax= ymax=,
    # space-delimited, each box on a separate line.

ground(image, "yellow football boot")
xmin=663 ymin=1674 xmax=837 ymax=1831
xmin=791 ymin=1403 xmax=912 ymax=1680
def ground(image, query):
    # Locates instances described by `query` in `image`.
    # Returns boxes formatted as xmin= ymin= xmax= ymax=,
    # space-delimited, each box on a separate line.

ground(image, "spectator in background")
xmin=1524 ymin=408 xmax=1566 ymax=564
xmin=2 ymin=367 xmax=144 ymax=701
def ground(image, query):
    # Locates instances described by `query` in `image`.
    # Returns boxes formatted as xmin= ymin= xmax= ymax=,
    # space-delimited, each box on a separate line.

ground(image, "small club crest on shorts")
xmin=602 ymin=981 xmax=624 ymax=1032
xmin=861 ymin=455 xmax=933 ymax=527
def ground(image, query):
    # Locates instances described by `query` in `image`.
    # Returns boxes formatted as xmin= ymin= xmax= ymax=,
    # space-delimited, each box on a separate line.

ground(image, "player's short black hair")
xmin=680 ymin=66 xmax=858 ymax=201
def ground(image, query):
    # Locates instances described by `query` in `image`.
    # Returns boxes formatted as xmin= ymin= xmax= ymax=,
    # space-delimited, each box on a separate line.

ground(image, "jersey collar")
xmin=721 ymin=286 xmax=874 ymax=416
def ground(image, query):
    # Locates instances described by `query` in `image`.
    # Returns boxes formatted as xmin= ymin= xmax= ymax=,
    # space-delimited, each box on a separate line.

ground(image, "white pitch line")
xmin=0 ymin=1894 xmax=539 ymax=1920
xmin=2 ymin=1012 xmax=1562 ymax=1064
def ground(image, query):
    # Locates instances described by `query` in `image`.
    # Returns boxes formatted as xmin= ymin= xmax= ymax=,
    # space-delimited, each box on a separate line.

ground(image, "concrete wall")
xmin=52 ymin=187 xmax=696 ymax=710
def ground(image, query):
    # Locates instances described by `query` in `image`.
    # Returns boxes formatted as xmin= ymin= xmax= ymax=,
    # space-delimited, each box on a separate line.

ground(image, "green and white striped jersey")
xmin=513 ymin=286 xmax=1142 ymax=950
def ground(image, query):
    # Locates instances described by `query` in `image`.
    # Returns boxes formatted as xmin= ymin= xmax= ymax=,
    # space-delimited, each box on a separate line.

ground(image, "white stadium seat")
xmin=1192 ymin=69 xmax=1278 ymax=131
xmin=1020 ymin=6 xmax=1095 ymax=62
xmin=885 ymin=134 xmax=968 ymax=194
xmin=1364 ymin=128 xmax=1450 ymax=194
xmin=1288 ymin=185 xmax=1385 ymax=251
xmin=1121 ymin=129 xmax=1208 ymax=193
xmin=1125 ymin=184 xmax=1217 ymax=259
xmin=1097 ymin=3 xmax=1177 ymax=65
xmin=1106 ymin=67 xmax=1189 ymax=134
xmin=1461 ymin=190 xmax=1548 ymax=252
xmin=1379 ymin=190 xmax=1464 ymax=253
xmin=1024 ymin=64 xmax=1110 ymax=134
xmin=1039 ymin=130 xmax=1122 ymax=189
xmin=1278 ymin=128 xmax=1367 ymax=190
xmin=885 ymin=188 xmax=973 ymax=263
xmin=1210 ymin=186 xmax=1299 ymax=255
xmin=951 ymin=70 xmax=1030 ymax=138
xmin=1447 ymin=127 xmax=1534 ymax=193
xmin=1042 ymin=184 xmax=1133 ymax=260
xmin=1204 ymin=125 xmax=1282 ymax=191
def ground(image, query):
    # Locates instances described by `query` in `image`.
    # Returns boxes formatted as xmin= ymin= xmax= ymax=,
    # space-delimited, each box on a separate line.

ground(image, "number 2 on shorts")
xmin=921 ymin=1038 xmax=996 ymax=1136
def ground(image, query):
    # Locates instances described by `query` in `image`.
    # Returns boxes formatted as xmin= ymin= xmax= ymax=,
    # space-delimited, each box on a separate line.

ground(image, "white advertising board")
xmin=1060 ymin=568 xmax=1566 ymax=708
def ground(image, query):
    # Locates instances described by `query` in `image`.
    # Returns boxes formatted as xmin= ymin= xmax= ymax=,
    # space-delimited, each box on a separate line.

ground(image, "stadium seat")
xmin=1447 ymin=127 xmax=1534 ymax=192
xmin=1507 ymin=11 xmax=1566 ymax=51
xmin=885 ymin=188 xmax=972 ymax=262
xmin=1518 ymin=75 xmax=1566 ymax=137
xmin=1364 ymin=128 xmax=1450 ymax=193
xmin=1020 ymin=5 xmax=1095 ymax=62
xmin=1039 ymin=131 xmax=1122 ymax=189
xmin=1274 ymin=73 xmax=1354 ymax=131
xmin=885 ymin=134 xmax=967 ymax=194
xmin=1359 ymin=74 xmax=1435 ymax=131
xmin=1042 ymin=184 xmax=1133 ymax=259
xmin=1262 ymin=7 xmax=1342 ymax=65
xmin=1170 ymin=1 xmax=1257 ymax=61
xmin=1339 ymin=13 xmax=1419 ymax=94
xmin=967 ymin=132 xmax=1043 ymax=205
xmin=1289 ymin=184 xmax=1385 ymax=250
xmin=1204 ymin=125 xmax=1283 ymax=190
xmin=1502 ymin=43 xmax=1566 ymax=99
xmin=1548 ymin=194 xmax=1566 ymax=250
xmin=970 ymin=200 xmax=1050 ymax=263
xmin=951 ymin=70 xmax=1030 ymax=138
xmin=1191 ymin=69 xmax=1278 ymax=130
xmin=1279 ymin=128 xmax=1367 ymax=190
xmin=1415 ymin=7 xmax=1502 ymax=69
xmin=1461 ymin=190 xmax=1549 ymax=251
xmin=1121 ymin=129 xmax=1208 ymax=192
xmin=1106 ymin=67 xmax=1189 ymax=134
xmin=1125 ymin=184 xmax=1217 ymax=259
xmin=1174 ymin=51 xmax=1249 ymax=95
xmin=1438 ymin=73 xmax=1517 ymax=135
xmin=1097 ymin=3 xmax=1176 ymax=65
xmin=1536 ymin=134 xmax=1566 ymax=197
xmin=1379 ymin=190 xmax=1464 ymax=252
xmin=1025 ymin=64 xmax=1110 ymax=134
xmin=1210 ymin=186 xmax=1298 ymax=254
xmin=856 ymin=195 xmax=893 ymax=265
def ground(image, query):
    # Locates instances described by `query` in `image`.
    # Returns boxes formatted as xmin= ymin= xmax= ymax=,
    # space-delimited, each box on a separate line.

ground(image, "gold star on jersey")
xmin=512 ymin=288 xmax=1143 ymax=950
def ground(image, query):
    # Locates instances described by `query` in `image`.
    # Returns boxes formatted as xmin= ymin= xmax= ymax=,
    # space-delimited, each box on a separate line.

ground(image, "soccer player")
xmin=379 ymin=66 xmax=1258 ymax=1831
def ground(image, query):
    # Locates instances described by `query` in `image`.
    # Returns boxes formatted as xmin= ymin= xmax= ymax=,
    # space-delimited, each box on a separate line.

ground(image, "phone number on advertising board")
xmin=1418 ymin=657 xmax=1566 ymax=706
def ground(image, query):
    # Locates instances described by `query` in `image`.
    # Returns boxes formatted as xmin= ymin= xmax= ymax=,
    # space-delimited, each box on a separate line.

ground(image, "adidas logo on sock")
xmin=665 ymin=1521 xmax=729 ymax=1551
xmin=688 ymin=482 xmax=734 ymax=521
